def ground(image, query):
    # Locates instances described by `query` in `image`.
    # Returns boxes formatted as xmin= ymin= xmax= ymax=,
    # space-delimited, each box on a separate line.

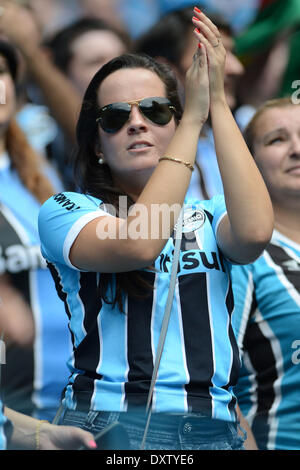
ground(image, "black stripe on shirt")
xmin=242 ymin=243 xmax=300 ymax=449
xmin=224 ymin=280 xmax=240 ymax=412
xmin=0 ymin=208 xmax=34 ymax=415
xmin=226 ymin=278 xmax=234 ymax=317
xmin=3 ymin=342 xmax=35 ymax=416
xmin=73 ymin=272 xmax=103 ymax=410
xmin=217 ymin=247 xmax=227 ymax=274
xmin=244 ymin=320 xmax=278 ymax=449
xmin=47 ymin=262 xmax=72 ymax=322
xmin=47 ymin=267 xmax=104 ymax=410
xmin=267 ymin=243 xmax=300 ymax=294
xmin=125 ymin=271 xmax=156 ymax=411
xmin=46 ymin=262 xmax=75 ymax=404
xmin=226 ymin=279 xmax=241 ymax=383
xmin=204 ymin=210 xmax=213 ymax=225
xmin=178 ymin=272 xmax=213 ymax=415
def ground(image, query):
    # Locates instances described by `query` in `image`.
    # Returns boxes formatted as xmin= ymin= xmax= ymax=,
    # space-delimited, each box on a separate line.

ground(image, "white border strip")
xmin=63 ymin=210 xmax=111 ymax=270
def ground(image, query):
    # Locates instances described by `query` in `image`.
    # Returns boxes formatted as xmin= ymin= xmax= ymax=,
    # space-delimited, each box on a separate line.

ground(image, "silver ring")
xmin=193 ymin=49 xmax=201 ymax=61
xmin=213 ymin=39 xmax=219 ymax=48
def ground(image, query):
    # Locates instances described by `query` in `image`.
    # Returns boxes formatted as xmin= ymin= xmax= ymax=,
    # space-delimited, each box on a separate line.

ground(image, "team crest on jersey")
xmin=180 ymin=208 xmax=206 ymax=233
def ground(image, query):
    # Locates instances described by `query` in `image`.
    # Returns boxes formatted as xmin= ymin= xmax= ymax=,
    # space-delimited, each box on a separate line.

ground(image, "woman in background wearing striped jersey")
xmin=231 ymin=98 xmax=300 ymax=450
xmin=0 ymin=38 xmax=72 ymax=426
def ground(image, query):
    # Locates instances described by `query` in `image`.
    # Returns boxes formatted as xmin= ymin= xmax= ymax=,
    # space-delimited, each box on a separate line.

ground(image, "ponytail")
xmin=6 ymin=119 xmax=56 ymax=204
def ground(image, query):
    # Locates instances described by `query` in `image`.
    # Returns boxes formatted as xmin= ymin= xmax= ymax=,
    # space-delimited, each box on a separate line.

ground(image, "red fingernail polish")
xmin=194 ymin=7 xmax=202 ymax=13
xmin=194 ymin=28 xmax=200 ymax=33
xmin=192 ymin=16 xmax=199 ymax=21
xmin=88 ymin=440 xmax=97 ymax=448
xmin=198 ymin=43 xmax=202 ymax=49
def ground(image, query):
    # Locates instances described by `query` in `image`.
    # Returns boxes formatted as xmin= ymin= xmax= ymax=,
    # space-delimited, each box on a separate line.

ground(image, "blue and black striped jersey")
xmin=0 ymin=153 xmax=71 ymax=421
xmin=231 ymin=230 xmax=300 ymax=450
xmin=39 ymin=191 xmax=240 ymax=422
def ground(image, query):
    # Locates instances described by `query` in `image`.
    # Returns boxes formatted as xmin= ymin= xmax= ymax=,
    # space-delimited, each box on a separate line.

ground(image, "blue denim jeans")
xmin=61 ymin=409 xmax=246 ymax=450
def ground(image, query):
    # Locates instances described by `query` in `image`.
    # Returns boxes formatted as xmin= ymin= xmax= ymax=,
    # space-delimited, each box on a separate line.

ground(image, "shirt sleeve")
xmin=38 ymin=192 xmax=111 ymax=270
xmin=194 ymin=194 xmax=227 ymax=240
xmin=208 ymin=194 xmax=227 ymax=238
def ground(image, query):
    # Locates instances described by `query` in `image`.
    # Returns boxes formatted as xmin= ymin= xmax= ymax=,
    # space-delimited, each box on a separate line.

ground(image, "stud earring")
xmin=98 ymin=157 xmax=105 ymax=165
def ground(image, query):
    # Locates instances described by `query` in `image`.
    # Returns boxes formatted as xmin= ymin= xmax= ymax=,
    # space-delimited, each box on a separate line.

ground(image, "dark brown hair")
xmin=74 ymin=53 xmax=183 ymax=312
xmin=6 ymin=120 xmax=56 ymax=204
xmin=46 ymin=17 xmax=132 ymax=74
xmin=134 ymin=7 xmax=232 ymax=73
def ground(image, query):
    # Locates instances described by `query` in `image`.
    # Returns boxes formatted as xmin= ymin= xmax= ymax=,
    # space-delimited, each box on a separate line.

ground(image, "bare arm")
xmin=212 ymin=100 xmax=273 ymax=264
xmin=4 ymin=407 xmax=96 ymax=450
xmin=193 ymin=11 xmax=274 ymax=264
xmin=0 ymin=1 xmax=81 ymax=142
xmin=236 ymin=405 xmax=258 ymax=450
xmin=0 ymin=275 xmax=34 ymax=346
xmin=18 ymin=46 xmax=81 ymax=142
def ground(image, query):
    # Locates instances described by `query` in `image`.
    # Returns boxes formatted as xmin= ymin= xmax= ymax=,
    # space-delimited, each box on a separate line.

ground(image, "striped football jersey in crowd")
xmin=231 ymin=230 xmax=300 ymax=450
xmin=39 ymin=191 xmax=241 ymax=423
xmin=0 ymin=153 xmax=71 ymax=421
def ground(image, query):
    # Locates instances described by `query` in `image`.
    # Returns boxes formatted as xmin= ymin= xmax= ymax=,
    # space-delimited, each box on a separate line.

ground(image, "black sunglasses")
xmin=96 ymin=96 xmax=176 ymax=133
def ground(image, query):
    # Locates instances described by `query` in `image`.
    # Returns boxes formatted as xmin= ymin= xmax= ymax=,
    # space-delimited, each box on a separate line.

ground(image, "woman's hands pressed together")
xmin=189 ymin=7 xmax=274 ymax=264
xmin=192 ymin=9 xmax=226 ymax=105
xmin=183 ymin=38 xmax=209 ymax=127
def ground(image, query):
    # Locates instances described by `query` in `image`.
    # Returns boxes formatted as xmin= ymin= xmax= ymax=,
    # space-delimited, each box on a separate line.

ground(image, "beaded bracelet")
xmin=35 ymin=420 xmax=49 ymax=450
xmin=159 ymin=156 xmax=194 ymax=172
